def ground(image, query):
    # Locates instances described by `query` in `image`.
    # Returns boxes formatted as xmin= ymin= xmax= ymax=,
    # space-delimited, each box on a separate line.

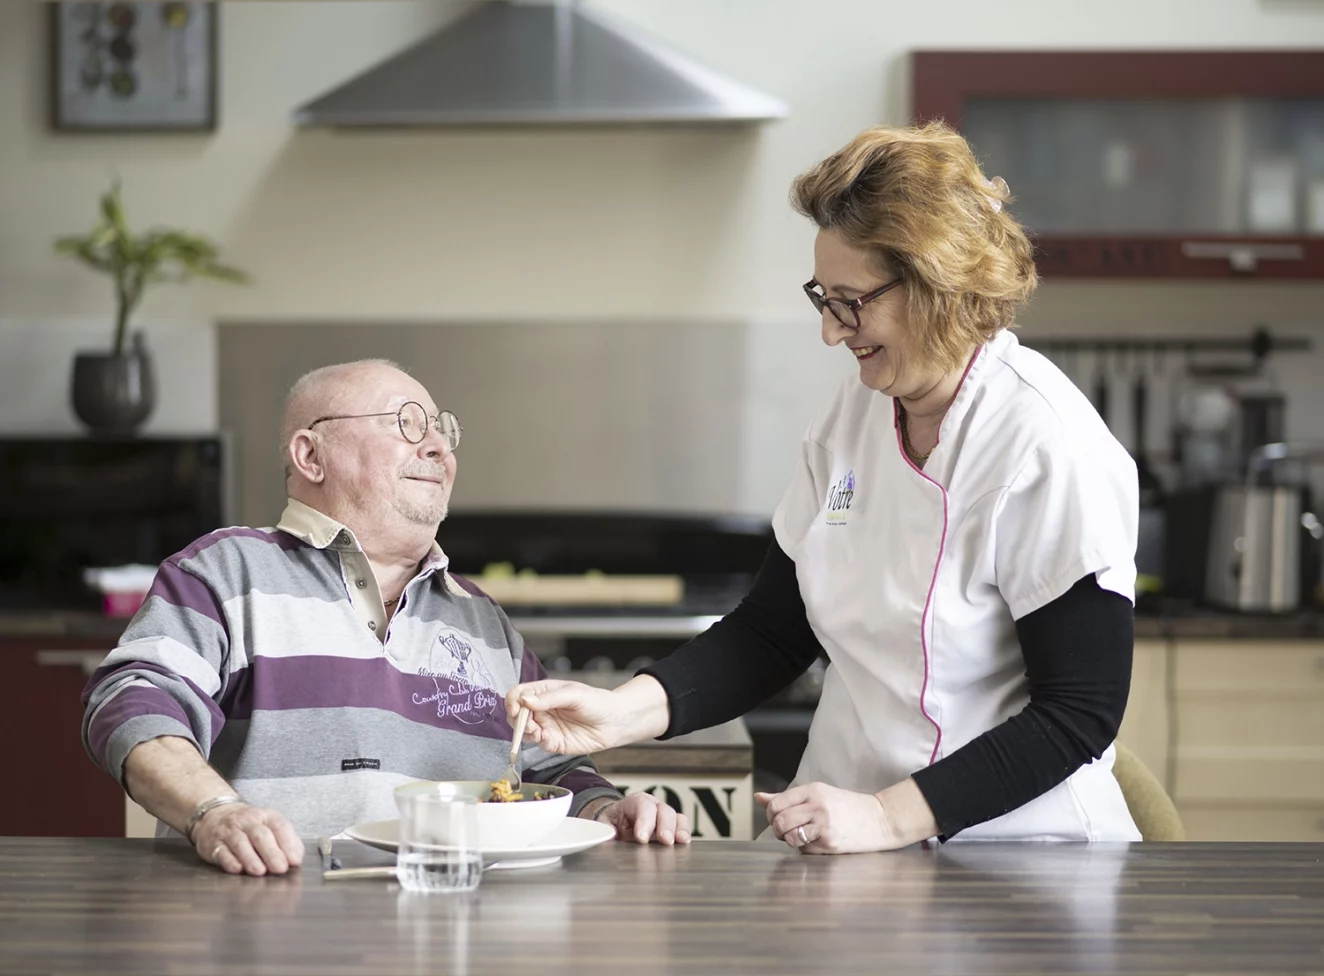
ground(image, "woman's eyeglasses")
xmin=803 ymin=276 xmax=903 ymax=330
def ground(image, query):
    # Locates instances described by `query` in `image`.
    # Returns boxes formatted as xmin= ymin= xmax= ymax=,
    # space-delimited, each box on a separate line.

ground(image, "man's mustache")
xmin=399 ymin=462 xmax=448 ymax=482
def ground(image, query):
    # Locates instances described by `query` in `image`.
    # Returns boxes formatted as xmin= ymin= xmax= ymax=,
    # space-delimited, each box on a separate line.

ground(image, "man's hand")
xmin=192 ymin=802 xmax=305 ymax=876
xmin=591 ymin=793 xmax=691 ymax=846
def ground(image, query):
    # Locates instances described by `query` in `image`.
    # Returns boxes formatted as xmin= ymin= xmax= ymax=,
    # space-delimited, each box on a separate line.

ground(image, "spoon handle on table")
xmin=322 ymin=866 xmax=398 ymax=881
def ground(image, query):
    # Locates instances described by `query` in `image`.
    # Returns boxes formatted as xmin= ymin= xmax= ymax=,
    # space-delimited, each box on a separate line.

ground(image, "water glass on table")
xmin=396 ymin=792 xmax=482 ymax=893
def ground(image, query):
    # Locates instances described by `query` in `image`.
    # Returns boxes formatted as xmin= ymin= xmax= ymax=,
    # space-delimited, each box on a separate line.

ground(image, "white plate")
xmin=345 ymin=816 xmax=616 ymax=867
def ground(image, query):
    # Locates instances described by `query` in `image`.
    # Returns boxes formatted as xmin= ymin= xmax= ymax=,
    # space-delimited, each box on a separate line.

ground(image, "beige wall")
xmin=3 ymin=1 xmax=1324 ymax=506
xmin=4 ymin=0 xmax=1324 ymax=323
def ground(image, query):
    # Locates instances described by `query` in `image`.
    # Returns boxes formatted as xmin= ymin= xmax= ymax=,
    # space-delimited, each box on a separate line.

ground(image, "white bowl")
xmin=393 ymin=780 xmax=572 ymax=850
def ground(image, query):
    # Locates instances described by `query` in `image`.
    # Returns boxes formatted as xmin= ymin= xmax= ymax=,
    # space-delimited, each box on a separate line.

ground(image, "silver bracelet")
xmin=184 ymin=794 xmax=245 ymax=843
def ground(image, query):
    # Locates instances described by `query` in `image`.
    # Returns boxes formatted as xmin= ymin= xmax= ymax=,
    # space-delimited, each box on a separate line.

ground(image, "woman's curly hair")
xmin=791 ymin=122 xmax=1038 ymax=370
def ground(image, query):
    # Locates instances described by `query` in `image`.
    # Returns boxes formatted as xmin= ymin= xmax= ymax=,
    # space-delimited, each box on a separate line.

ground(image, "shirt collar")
xmin=276 ymin=498 xmax=449 ymax=572
xmin=937 ymin=328 xmax=1012 ymax=426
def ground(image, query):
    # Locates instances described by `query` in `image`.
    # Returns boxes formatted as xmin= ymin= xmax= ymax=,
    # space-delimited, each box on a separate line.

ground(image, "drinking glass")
xmin=396 ymin=792 xmax=482 ymax=893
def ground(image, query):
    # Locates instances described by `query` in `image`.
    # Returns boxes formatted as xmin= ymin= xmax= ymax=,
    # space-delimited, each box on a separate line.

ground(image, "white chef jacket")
xmin=773 ymin=329 xmax=1141 ymax=841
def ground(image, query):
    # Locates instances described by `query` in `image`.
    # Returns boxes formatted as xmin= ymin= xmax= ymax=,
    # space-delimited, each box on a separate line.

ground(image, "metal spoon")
xmin=323 ymin=865 xmax=398 ymax=881
xmin=501 ymin=705 xmax=531 ymax=792
xmin=318 ymin=836 xmax=506 ymax=881
xmin=318 ymin=836 xmax=395 ymax=880
xmin=317 ymin=836 xmax=341 ymax=871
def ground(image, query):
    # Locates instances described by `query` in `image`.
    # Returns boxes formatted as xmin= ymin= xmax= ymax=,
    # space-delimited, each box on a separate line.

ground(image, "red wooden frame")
xmin=911 ymin=51 xmax=1324 ymax=279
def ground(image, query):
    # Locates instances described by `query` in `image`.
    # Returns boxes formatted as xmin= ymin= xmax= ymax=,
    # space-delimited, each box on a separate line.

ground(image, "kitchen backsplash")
xmin=5 ymin=315 xmax=1321 ymax=524
xmin=0 ymin=319 xmax=217 ymax=434
xmin=219 ymin=318 xmax=1324 ymax=526
xmin=218 ymin=319 xmax=853 ymax=525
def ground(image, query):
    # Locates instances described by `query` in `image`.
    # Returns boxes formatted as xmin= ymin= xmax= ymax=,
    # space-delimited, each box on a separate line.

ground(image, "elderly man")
xmin=81 ymin=360 xmax=690 ymax=876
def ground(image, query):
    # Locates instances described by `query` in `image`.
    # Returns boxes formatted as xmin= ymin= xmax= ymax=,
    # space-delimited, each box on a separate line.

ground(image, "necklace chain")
xmin=899 ymin=405 xmax=934 ymax=462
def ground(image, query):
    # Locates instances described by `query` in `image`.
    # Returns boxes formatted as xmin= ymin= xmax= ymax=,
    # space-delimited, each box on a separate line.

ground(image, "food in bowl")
xmin=488 ymin=779 xmax=552 ymax=803
xmin=394 ymin=780 xmax=573 ymax=849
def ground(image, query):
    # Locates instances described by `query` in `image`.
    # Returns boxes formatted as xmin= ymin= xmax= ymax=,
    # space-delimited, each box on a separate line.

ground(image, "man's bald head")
xmin=280 ymin=358 xmax=456 ymax=564
xmin=279 ymin=358 xmax=457 ymax=548
xmin=280 ymin=359 xmax=406 ymax=470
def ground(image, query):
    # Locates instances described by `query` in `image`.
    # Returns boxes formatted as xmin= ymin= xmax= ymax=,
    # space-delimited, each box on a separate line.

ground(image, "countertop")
xmin=11 ymin=606 xmax=1324 ymax=645
xmin=1133 ymin=607 xmax=1324 ymax=639
xmin=1 ymin=837 xmax=1320 ymax=975
xmin=0 ymin=610 xmax=134 ymax=641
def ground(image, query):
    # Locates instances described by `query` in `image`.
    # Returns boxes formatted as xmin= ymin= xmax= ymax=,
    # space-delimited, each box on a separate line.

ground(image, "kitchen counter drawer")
xmin=1174 ymin=641 xmax=1324 ymax=696
xmin=1178 ymin=803 xmax=1324 ymax=842
xmin=1180 ymin=699 xmax=1324 ymax=749
xmin=1 ymin=638 xmax=124 ymax=836
xmin=1174 ymin=754 xmax=1324 ymax=802
xmin=1118 ymin=640 xmax=1171 ymax=787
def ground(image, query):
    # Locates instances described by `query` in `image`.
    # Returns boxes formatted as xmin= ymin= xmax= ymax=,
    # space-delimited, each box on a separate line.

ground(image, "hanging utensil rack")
xmin=1023 ymin=326 xmax=1311 ymax=368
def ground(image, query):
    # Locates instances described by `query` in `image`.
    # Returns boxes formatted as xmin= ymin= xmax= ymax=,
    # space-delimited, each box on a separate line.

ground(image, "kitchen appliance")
xmin=0 ymin=436 xmax=229 ymax=611
xmin=1164 ymin=380 xmax=1305 ymax=606
xmin=1133 ymin=361 xmax=1165 ymax=593
xmin=1204 ymin=444 xmax=1319 ymax=613
xmin=1173 ymin=382 xmax=1238 ymax=487
xmin=1204 ymin=482 xmax=1305 ymax=612
xmin=1161 ymin=483 xmax=1218 ymax=602
xmin=294 ymin=1 xmax=787 ymax=127
xmin=1237 ymin=392 xmax=1285 ymax=472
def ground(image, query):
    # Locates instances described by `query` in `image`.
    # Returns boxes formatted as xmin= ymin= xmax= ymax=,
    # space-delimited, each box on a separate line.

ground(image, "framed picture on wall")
xmin=50 ymin=2 xmax=217 ymax=132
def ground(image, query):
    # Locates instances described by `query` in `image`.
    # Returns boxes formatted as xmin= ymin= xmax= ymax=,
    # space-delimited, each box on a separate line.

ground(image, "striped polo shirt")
xmin=81 ymin=499 xmax=619 ymax=838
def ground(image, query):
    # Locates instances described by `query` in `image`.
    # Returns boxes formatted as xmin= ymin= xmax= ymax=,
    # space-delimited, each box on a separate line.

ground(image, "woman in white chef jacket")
xmin=506 ymin=122 xmax=1143 ymax=851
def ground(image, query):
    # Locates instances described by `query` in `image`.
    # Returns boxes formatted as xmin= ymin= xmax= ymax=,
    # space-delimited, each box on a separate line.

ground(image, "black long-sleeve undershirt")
xmin=637 ymin=542 xmax=1133 ymax=839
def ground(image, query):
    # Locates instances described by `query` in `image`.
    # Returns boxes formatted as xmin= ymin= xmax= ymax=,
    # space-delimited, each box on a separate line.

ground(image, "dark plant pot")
xmin=71 ymin=349 xmax=156 ymax=435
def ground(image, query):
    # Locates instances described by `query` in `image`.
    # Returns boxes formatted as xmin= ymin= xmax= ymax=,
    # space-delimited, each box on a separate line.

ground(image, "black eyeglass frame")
xmin=803 ymin=276 xmax=904 ymax=329
xmin=307 ymin=401 xmax=462 ymax=449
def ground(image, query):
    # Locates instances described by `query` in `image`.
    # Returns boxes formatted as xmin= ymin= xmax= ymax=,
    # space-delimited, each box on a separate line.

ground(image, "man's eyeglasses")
xmin=308 ymin=401 xmax=462 ymax=450
xmin=803 ymin=276 xmax=903 ymax=330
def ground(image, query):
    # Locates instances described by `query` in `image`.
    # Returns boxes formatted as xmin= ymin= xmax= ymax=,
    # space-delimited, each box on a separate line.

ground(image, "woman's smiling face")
xmin=811 ymin=228 xmax=924 ymax=396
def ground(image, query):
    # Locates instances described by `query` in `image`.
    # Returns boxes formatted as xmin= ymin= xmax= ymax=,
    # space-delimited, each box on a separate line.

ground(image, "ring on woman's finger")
xmin=795 ymin=826 xmax=809 ymax=846
xmin=211 ymin=843 xmax=226 ymax=862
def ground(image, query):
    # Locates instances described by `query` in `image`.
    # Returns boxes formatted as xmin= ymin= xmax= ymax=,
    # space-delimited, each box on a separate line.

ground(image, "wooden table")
xmin=1 ymin=838 xmax=1321 ymax=975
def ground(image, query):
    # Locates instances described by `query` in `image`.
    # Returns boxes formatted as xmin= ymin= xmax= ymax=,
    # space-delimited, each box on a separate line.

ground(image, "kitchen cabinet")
xmin=911 ymin=51 xmax=1324 ymax=278
xmin=564 ymin=672 xmax=755 ymax=840
xmin=0 ymin=638 xmax=124 ymax=836
xmin=1119 ymin=637 xmax=1324 ymax=840
xmin=1117 ymin=639 xmax=1172 ymax=787
xmin=1173 ymin=640 xmax=1324 ymax=840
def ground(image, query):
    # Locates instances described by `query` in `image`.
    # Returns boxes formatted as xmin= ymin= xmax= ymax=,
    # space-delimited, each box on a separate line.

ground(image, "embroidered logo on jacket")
xmin=825 ymin=470 xmax=856 ymax=526
xmin=411 ymin=633 xmax=500 ymax=725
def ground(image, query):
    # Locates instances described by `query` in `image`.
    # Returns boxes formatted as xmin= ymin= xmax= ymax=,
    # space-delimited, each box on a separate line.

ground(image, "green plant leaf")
xmin=156 ymin=231 xmax=220 ymax=263
xmin=55 ymin=180 xmax=249 ymax=350
xmin=87 ymin=222 xmax=117 ymax=252
xmin=100 ymin=182 xmax=129 ymax=236
xmin=198 ymin=263 xmax=250 ymax=283
xmin=111 ymin=226 xmax=137 ymax=272
xmin=53 ymin=236 xmax=114 ymax=273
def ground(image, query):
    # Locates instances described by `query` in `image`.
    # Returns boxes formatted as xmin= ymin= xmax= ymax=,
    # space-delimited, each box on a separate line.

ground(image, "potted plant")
xmin=54 ymin=181 xmax=248 ymax=435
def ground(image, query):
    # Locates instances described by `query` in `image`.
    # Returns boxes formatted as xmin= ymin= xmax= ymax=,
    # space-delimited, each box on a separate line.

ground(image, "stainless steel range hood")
xmin=293 ymin=1 xmax=788 ymax=127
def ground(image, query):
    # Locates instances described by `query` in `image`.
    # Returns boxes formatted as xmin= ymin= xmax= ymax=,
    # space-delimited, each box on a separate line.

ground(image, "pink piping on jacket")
xmin=893 ymin=346 xmax=984 ymax=765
